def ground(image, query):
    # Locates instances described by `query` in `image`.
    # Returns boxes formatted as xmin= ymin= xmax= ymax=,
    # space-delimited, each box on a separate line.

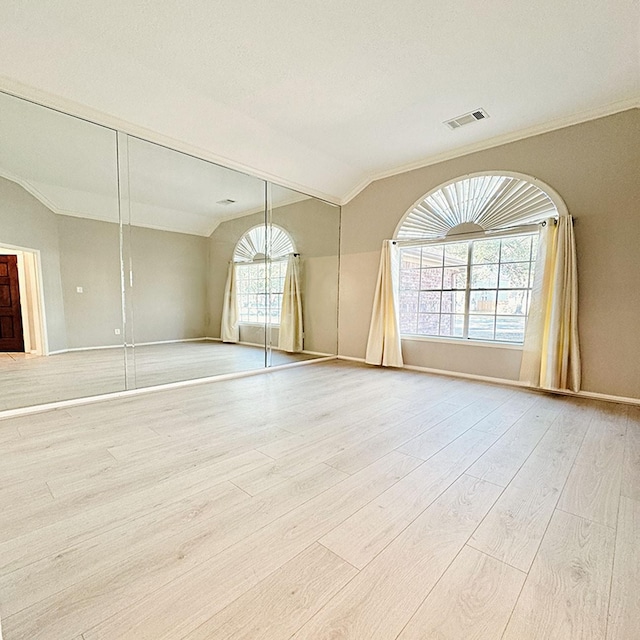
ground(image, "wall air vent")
xmin=445 ymin=108 xmax=489 ymax=130
xmin=216 ymin=198 xmax=236 ymax=205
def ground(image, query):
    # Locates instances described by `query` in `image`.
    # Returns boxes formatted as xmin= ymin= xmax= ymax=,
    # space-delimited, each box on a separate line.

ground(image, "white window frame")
xmin=397 ymin=224 xmax=539 ymax=346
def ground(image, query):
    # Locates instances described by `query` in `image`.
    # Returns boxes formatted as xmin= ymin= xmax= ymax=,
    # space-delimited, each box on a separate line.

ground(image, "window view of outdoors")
xmin=236 ymin=259 xmax=287 ymax=324
xmin=399 ymin=233 xmax=537 ymax=343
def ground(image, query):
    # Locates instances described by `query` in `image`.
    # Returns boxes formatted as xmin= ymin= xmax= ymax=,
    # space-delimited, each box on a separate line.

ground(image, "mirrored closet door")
xmin=0 ymin=91 xmax=124 ymax=410
xmin=121 ymin=135 xmax=270 ymax=388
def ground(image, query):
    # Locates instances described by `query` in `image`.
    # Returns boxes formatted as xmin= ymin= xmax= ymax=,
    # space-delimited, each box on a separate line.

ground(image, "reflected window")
xmin=233 ymin=225 xmax=294 ymax=324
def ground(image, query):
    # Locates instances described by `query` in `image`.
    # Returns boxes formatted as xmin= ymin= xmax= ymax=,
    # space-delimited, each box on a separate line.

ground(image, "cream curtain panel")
xmin=221 ymin=261 xmax=239 ymax=343
xmin=520 ymin=215 xmax=581 ymax=392
xmin=365 ymin=240 xmax=404 ymax=367
xmin=279 ymin=255 xmax=303 ymax=353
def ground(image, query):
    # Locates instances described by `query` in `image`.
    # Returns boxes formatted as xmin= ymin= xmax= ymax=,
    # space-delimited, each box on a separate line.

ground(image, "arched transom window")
xmin=233 ymin=225 xmax=295 ymax=324
xmin=396 ymin=173 xmax=562 ymax=344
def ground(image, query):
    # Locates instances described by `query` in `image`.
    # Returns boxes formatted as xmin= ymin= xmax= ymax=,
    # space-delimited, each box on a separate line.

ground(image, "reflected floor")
xmin=0 ymin=341 xmax=320 ymax=411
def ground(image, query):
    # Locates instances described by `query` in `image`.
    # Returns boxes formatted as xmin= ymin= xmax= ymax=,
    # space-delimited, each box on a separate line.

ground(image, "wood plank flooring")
xmin=0 ymin=360 xmax=637 ymax=639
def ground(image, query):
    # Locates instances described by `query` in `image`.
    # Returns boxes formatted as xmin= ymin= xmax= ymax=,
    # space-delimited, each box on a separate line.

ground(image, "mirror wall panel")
xmin=266 ymin=184 xmax=340 ymax=367
xmin=0 ymin=91 xmax=124 ymax=410
xmin=122 ymin=135 xmax=269 ymax=388
xmin=0 ymin=91 xmax=341 ymax=412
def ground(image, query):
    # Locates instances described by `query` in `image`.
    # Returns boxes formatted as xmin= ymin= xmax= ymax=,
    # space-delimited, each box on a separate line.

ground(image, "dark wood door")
xmin=0 ymin=255 xmax=25 ymax=352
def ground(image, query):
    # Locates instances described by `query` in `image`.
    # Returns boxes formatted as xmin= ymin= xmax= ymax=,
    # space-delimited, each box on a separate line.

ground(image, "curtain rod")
xmin=393 ymin=216 xmax=576 ymax=246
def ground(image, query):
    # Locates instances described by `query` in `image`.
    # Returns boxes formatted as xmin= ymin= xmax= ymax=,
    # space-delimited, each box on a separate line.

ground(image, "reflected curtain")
xmin=520 ymin=215 xmax=581 ymax=392
xmin=279 ymin=255 xmax=303 ymax=353
xmin=221 ymin=261 xmax=239 ymax=343
xmin=365 ymin=240 xmax=404 ymax=367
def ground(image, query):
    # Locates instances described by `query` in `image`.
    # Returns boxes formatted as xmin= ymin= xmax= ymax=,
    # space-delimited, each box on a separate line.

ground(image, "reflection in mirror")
xmin=265 ymin=184 xmax=340 ymax=366
xmin=209 ymin=184 xmax=339 ymax=370
xmin=123 ymin=136 xmax=272 ymax=387
xmin=0 ymin=91 xmax=123 ymax=410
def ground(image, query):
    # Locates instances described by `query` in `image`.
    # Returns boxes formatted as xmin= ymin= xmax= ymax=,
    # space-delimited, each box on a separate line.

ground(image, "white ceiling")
xmin=0 ymin=1 xmax=638 ymax=203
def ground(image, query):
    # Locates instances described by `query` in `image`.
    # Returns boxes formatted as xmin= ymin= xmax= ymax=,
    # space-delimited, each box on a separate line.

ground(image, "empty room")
xmin=0 ymin=2 xmax=639 ymax=639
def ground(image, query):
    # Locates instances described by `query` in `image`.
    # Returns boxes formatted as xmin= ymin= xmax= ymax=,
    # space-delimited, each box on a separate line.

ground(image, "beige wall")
xmin=207 ymin=198 xmax=340 ymax=355
xmin=339 ymin=108 xmax=640 ymax=399
xmin=58 ymin=217 xmax=208 ymax=347
xmin=58 ymin=215 xmax=123 ymax=348
xmin=130 ymin=225 xmax=208 ymax=343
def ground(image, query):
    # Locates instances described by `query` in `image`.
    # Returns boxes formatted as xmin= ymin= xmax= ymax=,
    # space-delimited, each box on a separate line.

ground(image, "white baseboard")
xmin=336 ymin=356 xmax=640 ymax=406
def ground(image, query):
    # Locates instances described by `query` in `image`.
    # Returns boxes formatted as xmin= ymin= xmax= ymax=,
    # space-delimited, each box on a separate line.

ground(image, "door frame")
xmin=0 ymin=243 xmax=48 ymax=355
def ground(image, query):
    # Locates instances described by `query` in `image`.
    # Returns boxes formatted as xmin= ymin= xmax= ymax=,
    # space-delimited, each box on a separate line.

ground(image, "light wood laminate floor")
xmin=0 ymin=361 xmax=637 ymax=639
xmin=0 ymin=341 xmax=318 ymax=410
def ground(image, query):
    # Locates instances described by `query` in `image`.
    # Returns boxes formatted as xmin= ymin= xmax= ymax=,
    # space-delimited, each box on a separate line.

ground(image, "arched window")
xmin=233 ymin=225 xmax=295 ymax=324
xmin=395 ymin=172 xmax=564 ymax=344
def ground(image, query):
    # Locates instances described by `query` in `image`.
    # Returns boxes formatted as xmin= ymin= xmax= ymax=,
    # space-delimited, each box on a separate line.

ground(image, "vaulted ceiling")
xmin=1 ymin=1 xmax=638 ymax=204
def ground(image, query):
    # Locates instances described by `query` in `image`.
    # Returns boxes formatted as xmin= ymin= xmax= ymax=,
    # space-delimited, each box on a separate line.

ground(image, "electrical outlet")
xmin=114 ymin=328 xmax=121 ymax=335
xmin=76 ymin=286 xmax=83 ymax=293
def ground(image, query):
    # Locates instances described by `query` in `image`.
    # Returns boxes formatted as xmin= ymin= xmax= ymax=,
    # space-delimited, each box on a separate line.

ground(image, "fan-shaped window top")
xmin=233 ymin=225 xmax=294 ymax=262
xmin=396 ymin=174 xmax=560 ymax=240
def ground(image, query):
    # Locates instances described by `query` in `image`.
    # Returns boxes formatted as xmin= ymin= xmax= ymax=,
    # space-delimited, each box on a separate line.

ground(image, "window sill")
xmin=401 ymin=335 xmax=524 ymax=350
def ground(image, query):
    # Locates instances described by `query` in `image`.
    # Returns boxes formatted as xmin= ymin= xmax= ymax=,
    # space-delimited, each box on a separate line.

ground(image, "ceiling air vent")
xmin=216 ymin=198 xmax=236 ymax=205
xmin=444 ymin=108 xmax=489 ymax=130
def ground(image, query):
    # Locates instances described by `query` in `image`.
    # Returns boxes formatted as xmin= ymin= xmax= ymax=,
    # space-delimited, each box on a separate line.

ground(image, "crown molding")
xmin=339 ymin=96 xmax=640 ymax=205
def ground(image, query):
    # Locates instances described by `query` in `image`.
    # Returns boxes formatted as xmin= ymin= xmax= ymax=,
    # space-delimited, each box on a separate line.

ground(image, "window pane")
xmin=420 ymin=268 xmax=443 ymax=290
xmin=499 ymin=262 xmax=530 ymax=288
xmin=441 ymin=291 xmax=465 ymax=313
xmin=417 ymin=314 xmax=440 ymax=335
xmin=497 ymin=290 xmax=527 ymax=315
xmin=501 ymin=236 xmax=532 ymax=262
xmin=531 ymin=234 xmax=539 ymax=259
xmin=419 ymin=291 xmax=441 ymax=313
xmin=444 ymin=242 xmax=468 ymax=266
xmin=421 ymin=245 xmax=444 ymax=267
xmin=439 ymin=314 xmax=464 ymax=337
xmin=470 ymin=264 xmax=498 ymax=288
xmin=495 ymin=316 xmax=526 ymax=342
xmin=399 ymin=291 xmax=419 ymax=334
xmin=470 ymin=290 xmax=497 ymax=314
xmin=401 ymin=248 xmax=421 ymax=269
xmin=443 ymin=266 xmax=467 ymax=289
xmin=468 ymin=315 xmax=495 ymax=340
xmin=472 ymin=239 xmax=500 ymax=264
xmin=400 ymin=268 xmax=420 ymax=290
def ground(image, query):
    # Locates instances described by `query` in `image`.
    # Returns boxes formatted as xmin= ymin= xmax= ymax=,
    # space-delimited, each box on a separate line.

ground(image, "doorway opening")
xmin=0 ymin=244 xmax=47 ymax=355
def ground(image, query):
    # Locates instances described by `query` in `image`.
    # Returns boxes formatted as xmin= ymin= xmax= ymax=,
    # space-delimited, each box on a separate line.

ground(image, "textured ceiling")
xmin=1 ymin=1 xmax=638 ymax=203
